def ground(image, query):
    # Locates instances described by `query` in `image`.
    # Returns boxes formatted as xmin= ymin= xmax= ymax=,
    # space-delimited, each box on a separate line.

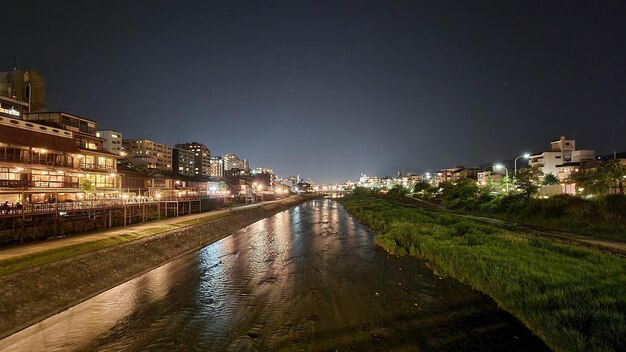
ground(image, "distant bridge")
xmin=315 ymin=188 xmax=352 ymax=197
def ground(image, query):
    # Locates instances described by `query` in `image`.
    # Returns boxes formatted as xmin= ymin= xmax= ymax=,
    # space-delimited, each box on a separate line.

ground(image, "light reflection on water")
xmin=0 ymin=251 xmax=181 ymax=352
xmin=0 ymin=199 xmax=547 ymax=352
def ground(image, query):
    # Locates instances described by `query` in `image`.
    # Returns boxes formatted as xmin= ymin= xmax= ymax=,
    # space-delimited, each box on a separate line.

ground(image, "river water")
xmin=0 ymin=199 xmax=547 ymax=351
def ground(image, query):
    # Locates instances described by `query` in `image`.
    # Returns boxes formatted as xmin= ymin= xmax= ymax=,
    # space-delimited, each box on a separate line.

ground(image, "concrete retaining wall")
xmin=0 ymin=196 xmax=311 ymax=339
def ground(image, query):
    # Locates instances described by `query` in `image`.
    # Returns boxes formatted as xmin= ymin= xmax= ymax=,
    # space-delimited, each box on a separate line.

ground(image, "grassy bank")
xmin=339 ymin=195 xmax=626 ymax=352
xmin=474 ymin=194 xmax=626 ymax=242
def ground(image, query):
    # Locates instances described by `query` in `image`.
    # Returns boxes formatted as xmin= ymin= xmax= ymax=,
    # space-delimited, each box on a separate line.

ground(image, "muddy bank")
xmin=0 ymin=196 xmax=313 ymax=339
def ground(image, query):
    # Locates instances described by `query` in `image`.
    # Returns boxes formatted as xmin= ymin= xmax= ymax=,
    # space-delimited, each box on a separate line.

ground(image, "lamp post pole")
xmin=514 ymin=153 xmax=531 ymax=175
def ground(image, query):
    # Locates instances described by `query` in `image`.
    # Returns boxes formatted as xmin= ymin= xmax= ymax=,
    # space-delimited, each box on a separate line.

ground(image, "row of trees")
xmin=410 ymin=161 xmax=626 ymax=210
xmin=353 ymin=160 xmax=625 ymax=209
xmin=569 ymin=160 xmax=626 ymax=196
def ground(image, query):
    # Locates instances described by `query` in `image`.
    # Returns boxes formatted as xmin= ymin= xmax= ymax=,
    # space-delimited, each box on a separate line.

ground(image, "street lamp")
xmin=514 ymin=153 xmax=531 ymax=175
xmin=494 ymin=163 xmax=509 ymax=193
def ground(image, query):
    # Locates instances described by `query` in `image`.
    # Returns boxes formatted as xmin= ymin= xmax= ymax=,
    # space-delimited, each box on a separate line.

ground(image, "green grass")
xmin=0 ymin=211 xmax=234 ymax=277
xmin=470 ymin=194 xmax=626 ymax=242
xmin=484 ymin=212 xmax=626 ymax=242
xmin=340 ymin=195 xmax=626 ymax=352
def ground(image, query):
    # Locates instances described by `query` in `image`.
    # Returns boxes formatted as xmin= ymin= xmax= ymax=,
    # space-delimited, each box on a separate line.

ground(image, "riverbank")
xmin=339 ymin=195 xmax=626 ymax=352
xmin=0 ymin=195 xmax=316 ymax=340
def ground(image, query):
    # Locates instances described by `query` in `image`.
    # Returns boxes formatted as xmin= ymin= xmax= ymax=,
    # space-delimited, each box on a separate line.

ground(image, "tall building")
xmin=224 ymin=154 xmax=249 ymax=172
xmin=173 ymin=148 xmax=196 ymax=176
xmin=0 ymin=69 xmax=46 ymax=112
xmin=123 ymin=139 xmax=172 ymax=171
xmin=209 ymin=156 xmax=224 ymax=178
xmin=175 ymin=142 xmax=211 ymax=177
xmin=96 ymin=129 xmax=124 ymax=156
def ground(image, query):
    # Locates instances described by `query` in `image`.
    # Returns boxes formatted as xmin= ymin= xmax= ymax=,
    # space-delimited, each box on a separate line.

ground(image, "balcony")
xmin=0 ymin=180 xmax=31 ymax=188
xmin=0 ymin=180 xmax=80 ymax=189
xmin=81 ymin=163 xmax=115 ymax=172
xmin=0 ymin=152 xmax=74 ymax=168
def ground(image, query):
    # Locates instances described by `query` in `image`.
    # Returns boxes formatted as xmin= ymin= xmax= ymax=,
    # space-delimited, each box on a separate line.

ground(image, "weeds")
xmin=340 ymin=195 xmax=626 ymax=352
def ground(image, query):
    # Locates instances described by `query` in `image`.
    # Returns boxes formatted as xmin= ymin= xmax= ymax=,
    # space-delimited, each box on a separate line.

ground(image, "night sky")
xmin=3 ymin=1 xmax=625 ymax=183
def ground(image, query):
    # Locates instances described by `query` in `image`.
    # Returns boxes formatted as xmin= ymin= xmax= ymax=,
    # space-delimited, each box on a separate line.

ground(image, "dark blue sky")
xmin=3 ymin=0 xmax=625 ymax=183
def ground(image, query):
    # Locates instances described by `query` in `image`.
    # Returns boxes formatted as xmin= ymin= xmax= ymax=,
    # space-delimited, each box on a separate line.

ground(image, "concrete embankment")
xmin=0 ymin=196 xmax=313 ymax=340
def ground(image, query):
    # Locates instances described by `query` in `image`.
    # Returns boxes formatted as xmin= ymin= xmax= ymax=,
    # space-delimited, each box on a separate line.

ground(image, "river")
xmin=0 ymin=199 xmax=547 ymax=351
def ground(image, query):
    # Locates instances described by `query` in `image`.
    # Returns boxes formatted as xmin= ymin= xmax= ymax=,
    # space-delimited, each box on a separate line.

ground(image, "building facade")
xmin=173 ymin=148 xmax=196 ymax=176
xmin=0 ymin=69 xmax=46 ymax=112
xmin=0 ymin=95 xmax=29 ymax=120
xmin=224 ymin=154 xmax=249 ymax=172
xmin=96 ymin=129 xmax=124 ymax=156
xmin=0 ymin=113 xmax=118 ymax=204
xmin=123 ymin=139 xmax=173 ymax=171
xmin=174 ymin=142 xmax=211 ymax=177
xmin=529 ymin=136 xmax=595 ymax=179
xmin=209 ymin=156 xmax=224 ymax=178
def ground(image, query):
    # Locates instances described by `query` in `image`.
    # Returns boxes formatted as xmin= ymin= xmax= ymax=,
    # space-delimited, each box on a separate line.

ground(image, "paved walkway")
xmin=0 ymin=200 xmax=285 ymax=262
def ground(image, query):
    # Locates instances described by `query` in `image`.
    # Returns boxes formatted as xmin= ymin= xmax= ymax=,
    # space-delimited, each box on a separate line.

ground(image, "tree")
xmin=413 ymin=180 xmax=437 ymax=200
xmin=494 ymin=175 xmax=514 ymax=194
xmin=476 ymin=176 xmax=498 ymax=202
xmin=515 ymin=167 xmax=542 ymax=199
xmin=388 ymin=184 xmax=408 ymax=198
xmin=569 ymin=170 xmax=603 ymax=196
xmin=352 ymin=186 xmax=370 ymax=196
xmin=79 ymin=178 xmax=95 ymax=193
xmin=569 ymin=160 xmax=626 ymax=196
xmin=439 ymin=178 xmax=480 ymax=209
xmin=598 ymin=160 xmax=626 ymax=195
xmin=218 ymin=181 xmax=229 ymax=191
xmin=543 ymin=173 xmax=560 ymax=186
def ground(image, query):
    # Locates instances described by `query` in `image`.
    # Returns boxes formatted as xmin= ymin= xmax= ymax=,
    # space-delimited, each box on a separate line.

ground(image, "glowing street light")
xmin=494 ymin=163 xmax=510 ymax=193
xmin=514 ymin=153 xmax=531 ymax=175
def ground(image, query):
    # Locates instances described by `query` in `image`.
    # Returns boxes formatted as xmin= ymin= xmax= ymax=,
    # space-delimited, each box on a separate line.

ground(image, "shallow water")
xmin=0 ymin=199 xmax=547 ymax=351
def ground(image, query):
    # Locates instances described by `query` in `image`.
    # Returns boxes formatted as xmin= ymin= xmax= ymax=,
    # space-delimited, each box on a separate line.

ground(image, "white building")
xmin=224 ymin=154 xmax=249 ymax=172
xmin=528 ymin=136 xmax=595 ymax=179
xmin=96 ymin=129 xmax=124 ymax=156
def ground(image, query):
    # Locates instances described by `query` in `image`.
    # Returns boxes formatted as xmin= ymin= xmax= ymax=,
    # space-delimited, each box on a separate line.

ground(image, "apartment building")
xmin=174 ymin=142 xmax=211 ymax=177
xmin=123 ymin=139 xmax=172 ymax=171
xmin=96 ymin=129 xmax=124 ymax=156
xmin=224 ymin=153 xmax=249 ymax=172
xmin=209 ymin=156 xmax=224 ymax=178
xmin=173 ymin=147 xmax=196 ymax=177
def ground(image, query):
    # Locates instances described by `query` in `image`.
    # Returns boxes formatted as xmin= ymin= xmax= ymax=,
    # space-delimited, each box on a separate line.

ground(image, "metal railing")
xmin=0 ymin=180 xmax=80 ymax=189
xmin=0 ymin=180 xmax=31 ymax=188
xmin=80 ymin=163 xmax=115 ymax=172
xmin=0 ymin=200 xmax=128 ymax=216
xmin=0 ymin=196 xmax=207 ymax=216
